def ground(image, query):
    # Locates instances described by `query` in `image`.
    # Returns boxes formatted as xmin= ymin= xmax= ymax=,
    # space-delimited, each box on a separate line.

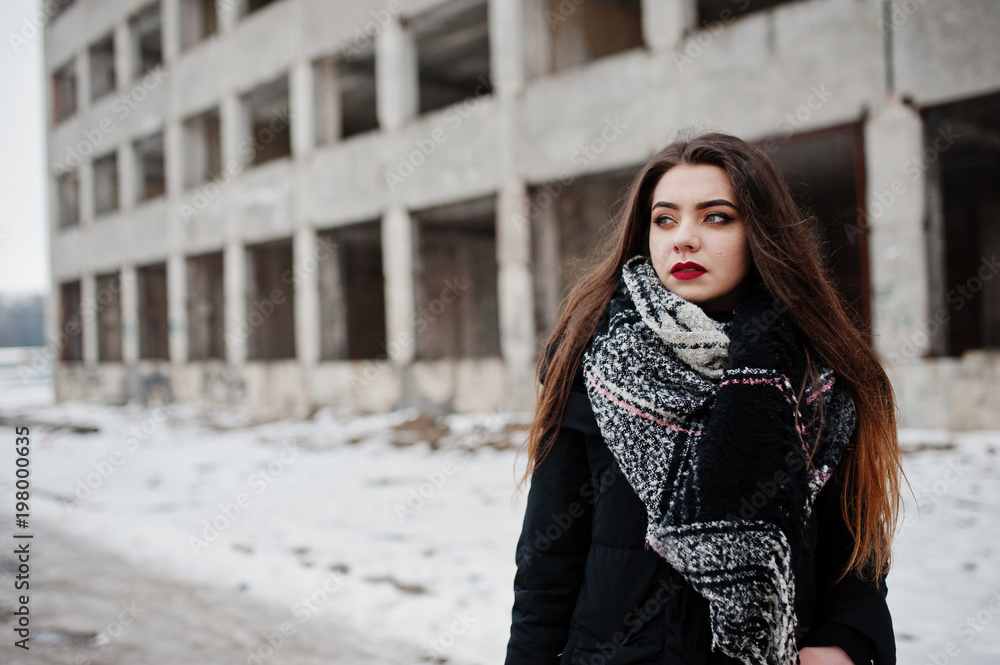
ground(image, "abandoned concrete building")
xmin=45 ymin=0 xmax=1000 ymax=428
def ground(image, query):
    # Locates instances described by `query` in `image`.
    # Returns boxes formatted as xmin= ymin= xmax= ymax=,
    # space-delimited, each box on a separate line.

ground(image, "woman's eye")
xmin=705 ymin=212 xmax=733 ymax=223
xmin=653 ymin=215 xmax=675 ymax=226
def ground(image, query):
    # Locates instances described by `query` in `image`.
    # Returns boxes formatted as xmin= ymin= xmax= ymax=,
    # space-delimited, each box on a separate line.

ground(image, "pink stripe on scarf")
xmin=584 ymin=370 xmax=703 ymax=436
xmin=719 ymin=375 xmax=793 ymax=405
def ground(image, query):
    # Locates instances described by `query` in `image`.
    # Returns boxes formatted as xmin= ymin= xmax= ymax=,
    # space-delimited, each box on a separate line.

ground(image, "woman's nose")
xmin=672 ymin=220 xmax=700 ymax=252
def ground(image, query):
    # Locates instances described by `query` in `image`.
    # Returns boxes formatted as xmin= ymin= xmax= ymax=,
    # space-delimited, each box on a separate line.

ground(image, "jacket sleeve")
xmin=801 ymin=468 xmax=896 ymax=665
xmin=505 ymin=405 xmax=595 ymax=664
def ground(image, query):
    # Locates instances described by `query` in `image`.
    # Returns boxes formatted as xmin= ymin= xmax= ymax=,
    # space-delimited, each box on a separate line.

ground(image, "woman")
xmin=505 ymin=133 xmax=902 ymax=665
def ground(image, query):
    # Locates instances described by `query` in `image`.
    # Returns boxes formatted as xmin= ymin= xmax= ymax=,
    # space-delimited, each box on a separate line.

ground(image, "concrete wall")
xmin=44 ymin=0 xmax=1000 ymax=426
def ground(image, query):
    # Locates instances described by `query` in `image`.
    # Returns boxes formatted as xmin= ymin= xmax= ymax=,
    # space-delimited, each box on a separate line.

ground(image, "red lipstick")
xmin=670 ymin=261 xmax=706 ymax=280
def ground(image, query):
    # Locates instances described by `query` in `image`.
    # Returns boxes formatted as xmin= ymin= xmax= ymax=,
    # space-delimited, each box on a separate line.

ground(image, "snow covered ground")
xmin=0 ymin=362 xmax=998 ymax=664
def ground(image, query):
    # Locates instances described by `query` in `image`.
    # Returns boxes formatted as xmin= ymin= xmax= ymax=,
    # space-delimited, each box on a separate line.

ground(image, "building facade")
xmin=44 ymin=0 xmax=1000 ymax=427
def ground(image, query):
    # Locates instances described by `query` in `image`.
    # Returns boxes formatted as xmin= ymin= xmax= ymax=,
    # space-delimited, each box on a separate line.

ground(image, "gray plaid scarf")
xmin=582 ymin=255 xmax=855 ymax=665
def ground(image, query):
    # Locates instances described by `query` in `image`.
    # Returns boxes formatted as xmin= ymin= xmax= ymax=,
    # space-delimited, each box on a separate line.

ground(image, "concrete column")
xmin=224 ymin=241 xmax=247 ymax=363
xmin=532 ymin=189 xmax=561 ymax=336
xmin=290 ymin=59 xmax=315 ymax=156
xmin=497 ymin=181 xmax=536 ymax=407
xmin=161 ymin=0 xmax=181 ymax=65
xmin=45 ymin=281 xmax=61 ymax=375
xmin=164 ymin=119 xmax=184 ymax=198
xmin=167 ymin=253 xmax=187 ymax=364
xmin=490 ymin=0 xmax=527 ymax=95
xmin=79 ymin=158 xmax=94 ymax=229
xmin=381 ymin=207 xmax=416 ymax=364
xmin=375 ymin=15 xmax=418 ymax=131
xmin=293 ymin=226 xmax=320 ymax=365
xmin=863 ymin=100 xmax=929 ymax=363
xmin=924 ymin=151 xmax=948 ymax=356
xmin=114 ymin=22 xmax=132 ymax=88
xmin=491 ymin=2 xmax=533 ymax=406
xmin=118 ymin=142 xmax=136 ymax=211
xmin=221 ymin=92 xmax=248 ymax=168
xmin=217 ymin=0 xmax=245 ymax=33
xmin=81 ymin=272 xmax=98 ymax=364
xmin=522 ymin=0 xmax=551 ymax=79
xmin=121 ymin=263 xmax=139 ymax=363
xmin=75 ymin=47 xmax=90 ymax=111
xmin=313 ymin=57 xmax=341 ymax=145
xmin=642 ymin=0 xmax=697 ymax=52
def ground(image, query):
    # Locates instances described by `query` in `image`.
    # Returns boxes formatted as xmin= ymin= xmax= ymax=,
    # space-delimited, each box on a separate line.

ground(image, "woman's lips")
xmin=670 ymin=261 xmax=707 ymax=280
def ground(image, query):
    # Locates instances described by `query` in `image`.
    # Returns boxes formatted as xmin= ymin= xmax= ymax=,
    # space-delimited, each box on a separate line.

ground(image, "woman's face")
xmin=647 ymin=164 xmax=752 ymax=312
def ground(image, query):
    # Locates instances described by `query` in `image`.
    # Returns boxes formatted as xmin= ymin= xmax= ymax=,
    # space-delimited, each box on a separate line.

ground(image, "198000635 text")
xmin=13 ymin=426 xmax=32 ymax=650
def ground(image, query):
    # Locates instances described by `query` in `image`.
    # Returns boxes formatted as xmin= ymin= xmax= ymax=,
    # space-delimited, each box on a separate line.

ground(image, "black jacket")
xmin=505 ymin=357 xmax=895 ymax=665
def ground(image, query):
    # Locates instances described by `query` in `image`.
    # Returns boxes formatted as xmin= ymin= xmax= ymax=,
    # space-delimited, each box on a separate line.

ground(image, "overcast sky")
xmin=0 ymin=0 xmax=48 ymax=297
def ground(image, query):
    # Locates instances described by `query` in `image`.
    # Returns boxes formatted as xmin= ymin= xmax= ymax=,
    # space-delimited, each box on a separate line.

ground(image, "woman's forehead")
xmin=652 ymin=165 xmax=735 ymax=202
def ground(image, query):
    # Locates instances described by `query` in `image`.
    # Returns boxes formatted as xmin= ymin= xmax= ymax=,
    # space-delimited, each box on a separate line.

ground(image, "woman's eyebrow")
xmin=651 ymin=199 xmax=737 ymax=211
xmin=696 ymin=199 xmax=737 ymax=210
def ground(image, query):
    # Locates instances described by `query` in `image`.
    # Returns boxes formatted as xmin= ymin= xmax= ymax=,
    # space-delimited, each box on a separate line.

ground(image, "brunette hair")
xmin=518 ymin=131 xmax=902 ymax=582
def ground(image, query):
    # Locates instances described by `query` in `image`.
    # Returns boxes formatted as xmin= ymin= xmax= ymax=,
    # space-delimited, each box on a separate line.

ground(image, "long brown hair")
xmin=518 ymin=132 xmax=902 ymax=582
